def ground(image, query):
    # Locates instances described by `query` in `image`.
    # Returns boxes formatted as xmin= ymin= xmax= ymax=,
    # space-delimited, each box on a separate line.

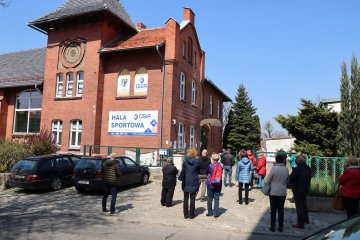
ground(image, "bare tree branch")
xmin=0 ymin=1 xmax=11 ymax=8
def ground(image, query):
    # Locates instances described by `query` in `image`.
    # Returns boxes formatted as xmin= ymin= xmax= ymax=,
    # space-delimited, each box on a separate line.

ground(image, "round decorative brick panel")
xmin=61 ymin=39 xmax=85 ymax=68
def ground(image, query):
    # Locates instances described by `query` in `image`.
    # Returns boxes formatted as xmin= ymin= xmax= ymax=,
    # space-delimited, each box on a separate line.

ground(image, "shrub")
xmin=25 ymin=128 xmax=58 ymax=156
xmin=0 ymin=141 xmax=31 ymax=172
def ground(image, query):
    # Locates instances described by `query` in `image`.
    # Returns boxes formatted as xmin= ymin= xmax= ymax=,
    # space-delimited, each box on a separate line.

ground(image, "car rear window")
xmin=12 ymin=159 xmax=37 ymax=171
xmin=76 ymin=159 xmax=103 ymax=170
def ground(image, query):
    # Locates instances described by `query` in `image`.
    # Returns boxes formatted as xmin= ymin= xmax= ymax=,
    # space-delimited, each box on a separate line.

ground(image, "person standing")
xmin=182 ymin=148 xmax=200 ymax=219
xmin=265 ymin=152 xmax=289 ymax=232
xmin=221 ymin=149 xmax=234 ymax=187
xmin=206 ymin=153 xmax=223 ymax=218
xmin=161 ymin=157 xmax=178 ymax=207
xmin=289 ymin=150 xmax=297 ymax=171
xmin=102 ymin=153 xmax=122 ymax=214
xmin=339 ymin=157 xmax=360 ymax=218
xmin=197 ymin=149 xmax=211 ymax=201
xmin=289 ymin=154 xmax=311 ymax=228
xmin=247 ymin=150 xmax=257 ymax=188
xmin=236 ymin=149 xmax=254 ymax=205
xmin=255 ymin=153 xmax=267 ymax=188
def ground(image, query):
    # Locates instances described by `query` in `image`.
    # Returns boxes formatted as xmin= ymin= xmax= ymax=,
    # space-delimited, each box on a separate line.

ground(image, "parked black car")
xmin=9 ymin=154 xmax=82 ymax=191
xmin=73 ymin=156 xmax=150 ymax=193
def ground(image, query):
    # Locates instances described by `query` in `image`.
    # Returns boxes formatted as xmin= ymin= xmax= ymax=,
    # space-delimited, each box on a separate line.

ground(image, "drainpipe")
xmin=156 ymin=45 xmax=165 ymax=149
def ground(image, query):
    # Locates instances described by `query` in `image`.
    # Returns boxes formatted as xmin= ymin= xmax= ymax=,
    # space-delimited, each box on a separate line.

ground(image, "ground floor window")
xmin=52 ymin=120 xmax=62 ymax=145
xmin=178 ymin=123 xmax=184 ymax=149
xmin=70 ymin=120 xmax=82 ymax=148
xmin=190 ymin=126 xmax=195 ymax=148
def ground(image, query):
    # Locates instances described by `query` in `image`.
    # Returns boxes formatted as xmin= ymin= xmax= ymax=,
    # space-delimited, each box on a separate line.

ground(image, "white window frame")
xmin=180 ymin=72 xmax=185 ymax=100
xmin=56 ymin=73 xmax=63 ymax=97
xmin=52 ymin=120 xmax=62 ymax=146
xmin=66 ymin=72 xmax=74 ymax=97
xmin=76 ymin=71 xmax=84 ymax=96
xmin=217 ymin=100 xmax=220 ymax=118
xmin=191 ymin=80 xmax=196 ymax=105
xmin=70 ymin=120 xmax=82 ymax=148
xmin=209 ymin=95 xmax=213 ymax=116
xmin=190 ymin=126 xmax=195 ymax=148
xmin=178 ymin=123 xmax=184 ymax=149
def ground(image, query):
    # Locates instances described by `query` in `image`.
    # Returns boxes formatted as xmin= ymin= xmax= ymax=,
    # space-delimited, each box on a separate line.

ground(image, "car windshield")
xmin=11 ymin=159 xmax=37 ymax=171
xmin=76 ymin=159 xmax=103 ymax=170
xmin=307 ymin=215 xmax=360 ymax=240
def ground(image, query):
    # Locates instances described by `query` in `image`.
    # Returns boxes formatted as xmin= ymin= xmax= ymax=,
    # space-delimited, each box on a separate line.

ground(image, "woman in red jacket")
xmin=339 ymin=157 xmax=360 ymax=218
xmin=255 ymin=153 xmax=267 ymax=188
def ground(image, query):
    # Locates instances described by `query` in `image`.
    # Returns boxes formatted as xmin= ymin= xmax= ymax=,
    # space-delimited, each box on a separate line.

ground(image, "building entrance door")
xmin=200 ymin=126 xmax=208 ymax=152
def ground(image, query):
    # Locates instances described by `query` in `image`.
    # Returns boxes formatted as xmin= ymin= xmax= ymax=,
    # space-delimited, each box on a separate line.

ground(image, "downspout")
xmin=156 ymin=45 xmax=165 ymax=149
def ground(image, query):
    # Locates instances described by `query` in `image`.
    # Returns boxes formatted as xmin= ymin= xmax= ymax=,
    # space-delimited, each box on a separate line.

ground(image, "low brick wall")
xmin=307 ymin=196 xmax=344 ymax=213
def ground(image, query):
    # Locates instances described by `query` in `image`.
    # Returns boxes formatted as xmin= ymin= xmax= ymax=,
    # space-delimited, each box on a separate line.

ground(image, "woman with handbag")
xmin=339 ymin=157 xmax=360 ymax=218
xmin=265 ymin=152 xmax=289 ymax=232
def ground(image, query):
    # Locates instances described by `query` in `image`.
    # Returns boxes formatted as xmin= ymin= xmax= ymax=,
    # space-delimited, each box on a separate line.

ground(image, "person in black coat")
xmin=197 ymin=149 xmax=211 ymax=201
xmin=161 ymin=157 xmax=178 ymax=207
xmin=289 ymin=154 xmax=312 ymax=229
xmin=182 ymin=148 xmax=200 ymax=219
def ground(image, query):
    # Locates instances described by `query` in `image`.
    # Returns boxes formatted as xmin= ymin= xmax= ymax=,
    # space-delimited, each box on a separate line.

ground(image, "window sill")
xmin=12 ymin=133 xmax=40 ymax=137
xmin=68 ymin=147 xmax=81 ymax=151
xmin=191 ymin=104 xmax=197 ymax=108
xmin=55 ymin=96 xmax=82 ymax=101
xmin=180 ymin=99 xmax=186 ymax=103
xmin=115 ymin=95 xmax=147 ymax=100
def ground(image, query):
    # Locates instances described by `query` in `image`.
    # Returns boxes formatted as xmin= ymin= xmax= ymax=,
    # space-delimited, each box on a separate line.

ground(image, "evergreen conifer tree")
xmin=227 ymin=84 xmax=261 ymax=151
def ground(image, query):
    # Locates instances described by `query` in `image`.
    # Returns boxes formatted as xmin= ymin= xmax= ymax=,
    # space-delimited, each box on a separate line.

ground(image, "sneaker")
xmin=206 ymin=213 xmax=213 ymax=217
xmin=214 ymin=215 xmax=219 ymax=218
xmin=102 ymin=209 xmax=109 ymax=213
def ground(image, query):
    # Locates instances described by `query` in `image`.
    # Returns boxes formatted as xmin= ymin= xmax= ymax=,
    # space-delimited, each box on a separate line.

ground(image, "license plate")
xmin=78 ymin=180 xmax=89 ymax=185
xmin=15 ymin=175 xmax=25 ymax=179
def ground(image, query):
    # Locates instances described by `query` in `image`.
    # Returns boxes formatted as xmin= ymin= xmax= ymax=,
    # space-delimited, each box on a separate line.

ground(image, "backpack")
xmin=210 ymin=163 xmax=222 ymax=185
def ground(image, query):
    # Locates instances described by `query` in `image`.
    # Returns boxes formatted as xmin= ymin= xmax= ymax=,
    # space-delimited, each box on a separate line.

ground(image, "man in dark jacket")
xmin=102 ymin=153 xmax=122 ymax=214
xmin=221 ymin=149 xmax=234 ymax=187
xmin=197 ymin=149 xmax=211 ymax=201
xmin=289 ymin=154 xmax=311 ymax=228
xmin=161 ymin=157 xmax=178 ymax=207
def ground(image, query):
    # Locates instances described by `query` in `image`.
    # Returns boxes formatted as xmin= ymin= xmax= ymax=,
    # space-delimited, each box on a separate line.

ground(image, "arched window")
xmin=70 ymin=120 xmax=82 ymax=148
xmin=117 ymin=68 xmax=130 ymax=97
xmin=134 ymin=67 xmax=148 ymax=96
xmin=52 ymin=120 xmax=62 ymax=145
xmin=190 ymin=126 xmax=195 ymax=148
xmin=191 ymin=80 xmax=196 ymax=105
xmin=180 ymin=72 xmax=185 ymax=100
xmin=55 ymin=73 xmax=63 ymax=97
xmin=66 ymin=72 xmax=74 ymax=96
xmin=76 ymin=71 xmax=84 ymax=96
xmin=177 ymin=123 xmax=185 ymax=149
xmin=13 ymin=90 xmax=42 ymax=133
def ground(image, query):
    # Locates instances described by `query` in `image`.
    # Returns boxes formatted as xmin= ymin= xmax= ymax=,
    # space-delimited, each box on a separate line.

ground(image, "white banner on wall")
xmin=134 ymin=74 xmax=148 ymax=96
xmin=108 ymin=111 xmax=158 ymax=136
xmin=117 ymin=74 xmax=130 ymax=96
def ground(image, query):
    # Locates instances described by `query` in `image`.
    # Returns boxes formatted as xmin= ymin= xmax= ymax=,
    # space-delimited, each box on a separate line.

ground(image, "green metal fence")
xmin=83 ymin=145 xmax=186 ymax=167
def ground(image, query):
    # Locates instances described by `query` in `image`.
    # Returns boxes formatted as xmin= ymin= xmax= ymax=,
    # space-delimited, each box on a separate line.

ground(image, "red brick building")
xmin=0 ymin=0 xmax=231 ymax=155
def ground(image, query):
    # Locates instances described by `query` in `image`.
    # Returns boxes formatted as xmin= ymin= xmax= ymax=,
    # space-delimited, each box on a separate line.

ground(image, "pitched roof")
xmin=204 ymin=78 xmax=232 ymax=102
xmin=29 ymin=0 xmax=137 ymax=32
xmin=101 ymin=27 xmax=166 ymax=53
xmin=0 ymin=48 xmax=45 ymax=88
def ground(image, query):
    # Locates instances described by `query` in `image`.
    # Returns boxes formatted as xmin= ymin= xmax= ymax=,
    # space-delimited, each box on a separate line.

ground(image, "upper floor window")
xmin=117 ymin=68 xmax=130 ymax=97
xmin=134 ymin=67 xmax=148 ymax=97
xmin=191 ymin=80 xmax=196 ymax=106
xmin=52 ymin=120 xmax=62 ymax=145
xmin=13 ymin=90 xmax=42 ymax=133
xmin=178 ymin=123 xmax=184 ymax=149
xmin=76 ymin=71 xmax=84 ymax=96
xmin=180 ymin=72 xmax=185 ymax=100
xmin=56 ymin=73 xmax=63 ymax=97
xmin=209 ymin=95 xmax=213 ymax=116
xmin=217 ymin=100 xmax=220 ymax=118
xmin=188 ymin=38 xmax=193 ymax=63
xmin=182 ymin=41 xmax=186 ymax=58
xmin=70 ymin=120 xmax=82 ymax=148
xmin=66 ymin=72 xmax=74 ymax=97
xmin=190 ymin=126 xmax=195 ymax=148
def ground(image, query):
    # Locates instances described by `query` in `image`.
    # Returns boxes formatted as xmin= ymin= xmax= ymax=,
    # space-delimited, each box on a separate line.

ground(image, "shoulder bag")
xmin=333 ymin=186 xmax=344 ymax=211
xmin=261 ymin=183 xmax=271 ymax=196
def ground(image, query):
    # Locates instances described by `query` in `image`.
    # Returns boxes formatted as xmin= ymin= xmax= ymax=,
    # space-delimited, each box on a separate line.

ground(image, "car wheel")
xmin=51 ymin=177 xmax=62 ymax=191
xmin=75 ymin=186 xmax=85 ymax=193
xmin=141 ymin=173 xmax=149 ymax=185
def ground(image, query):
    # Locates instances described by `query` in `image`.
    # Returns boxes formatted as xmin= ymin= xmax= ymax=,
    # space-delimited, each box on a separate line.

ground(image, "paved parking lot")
xmin=0 ymin=179 xmax=346 ymax=240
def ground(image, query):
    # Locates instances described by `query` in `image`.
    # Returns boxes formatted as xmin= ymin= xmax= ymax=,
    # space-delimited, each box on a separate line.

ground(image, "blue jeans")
xmin=258 ymin=174 xmax=265 ymax=188
xmin=223 ymin=165 xmax=232 ymax=186
xmin=102 ymin=183 xmax=118 ymax=213
xmin=207 ymin=187 xmax=221 ymax=216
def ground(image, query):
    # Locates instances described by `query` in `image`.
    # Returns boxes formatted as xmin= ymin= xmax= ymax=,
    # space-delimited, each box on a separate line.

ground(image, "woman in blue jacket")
xmin=182 ymin=148 xmax=200 ymax=219
xmin=236 ymin=149 xmax=254 ymax=205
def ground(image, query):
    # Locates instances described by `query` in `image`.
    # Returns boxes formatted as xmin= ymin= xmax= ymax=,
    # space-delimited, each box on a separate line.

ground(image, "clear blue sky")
xmin=1 ymin=0 xmax=360 ymax=131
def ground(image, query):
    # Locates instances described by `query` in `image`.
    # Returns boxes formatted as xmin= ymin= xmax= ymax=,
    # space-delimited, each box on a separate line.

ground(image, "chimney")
xmin=136 ymin=22 xmax=147 ymax=30
xmin=183 ymin=7 xmax=195 ymax=25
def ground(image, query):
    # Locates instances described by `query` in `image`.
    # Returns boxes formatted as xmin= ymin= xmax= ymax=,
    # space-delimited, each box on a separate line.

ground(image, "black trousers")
xmin=294 ymin=193 xmax=309 ymax=225
xmin=183 ymin=192 xmax=196 ymax=217
xmin=238 ymin=182 xmax=249 ymax=203
xmin=342 ymin=196 xmax=360 ymax=218
xmin=269 ymin=195 xmax=286 ymax=229
xmin=161 ymin=187 xmax=175 ymax=207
